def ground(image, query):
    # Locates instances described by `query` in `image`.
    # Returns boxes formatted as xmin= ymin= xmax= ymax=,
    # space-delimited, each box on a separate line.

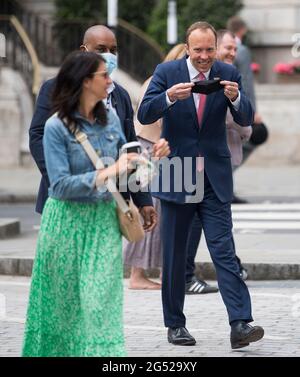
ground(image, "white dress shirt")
xmin=103 ymin=82 xmax=117 ymax=117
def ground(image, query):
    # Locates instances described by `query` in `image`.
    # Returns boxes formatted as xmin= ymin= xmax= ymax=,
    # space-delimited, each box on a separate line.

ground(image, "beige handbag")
xmin=75 ymin=131 xmax=145 ymax=242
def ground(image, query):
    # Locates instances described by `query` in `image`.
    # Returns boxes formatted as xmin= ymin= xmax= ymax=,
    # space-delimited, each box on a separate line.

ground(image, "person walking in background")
xmin=138 ymin=21 xmax=264 ymax=349
xmin=217 ymin=29 xmax=252 ymax=280
xmin=29 ymin=25 xmax=157 ymax=231
xmin=125 ymin=44 xmax=216 ymax=292
xmin=227 ymin=16 xmax=268 ymax=203
xmin=22 ymin=51 xmax=169 ymax=357
xmin=217 ymin=30 xmax=253 ymax=168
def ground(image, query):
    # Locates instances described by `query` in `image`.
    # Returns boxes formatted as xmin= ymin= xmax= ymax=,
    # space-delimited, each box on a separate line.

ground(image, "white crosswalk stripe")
xmin=233 ymin=203 xmax=300 ymax=211
xmin=232 ymin=203 xmax=300 ymax=233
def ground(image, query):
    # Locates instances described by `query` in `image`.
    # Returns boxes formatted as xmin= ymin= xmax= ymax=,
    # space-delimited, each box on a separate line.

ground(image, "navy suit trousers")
xmin=160 ymin=174 xmax=253 ymax=328
xmin=185 ymin=213 xmax=241 ymax=283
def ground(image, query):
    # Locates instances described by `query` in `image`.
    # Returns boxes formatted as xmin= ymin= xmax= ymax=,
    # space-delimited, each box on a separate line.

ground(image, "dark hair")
xmin=52 ymin=51 xmax=107 ymax=134
xmin=226 ymin=16 xmax=247 ymax=34
xmin=186 ymin=21 xmax=217 ymax=45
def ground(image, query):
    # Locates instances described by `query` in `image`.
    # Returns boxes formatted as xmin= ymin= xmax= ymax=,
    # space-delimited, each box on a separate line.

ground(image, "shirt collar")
xmin=107 ymin=81 xmax=115 ymax=94
xmin=187 ymin=56 xmax=211 ymax=81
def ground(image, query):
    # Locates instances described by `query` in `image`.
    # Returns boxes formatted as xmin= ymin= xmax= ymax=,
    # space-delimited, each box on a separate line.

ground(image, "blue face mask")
xmin=101 ymin=52 xmax=118 ymax=76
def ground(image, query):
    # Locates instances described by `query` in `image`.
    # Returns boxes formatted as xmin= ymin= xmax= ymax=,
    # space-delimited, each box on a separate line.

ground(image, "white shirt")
xmin=187 ymin=57 xmax=210 ymax=109
xmin=166 ymin=57 xmax=240 ymax=110
xmin=103 ymin=82 xmax=117 ymax=117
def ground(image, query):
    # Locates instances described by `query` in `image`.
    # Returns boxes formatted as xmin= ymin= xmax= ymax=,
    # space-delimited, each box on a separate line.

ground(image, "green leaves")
xmin=54 ymin=0 xmax=243 ymax=53
xmin=54 ymin=0 xmax=106 ymax=19
xmin=147 ymin=0 xmax=243 ymax=52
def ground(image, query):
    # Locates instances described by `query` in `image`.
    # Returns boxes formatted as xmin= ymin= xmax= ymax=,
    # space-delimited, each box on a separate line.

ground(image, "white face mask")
xmin=101 ymin=52 xmax=118 ymax=75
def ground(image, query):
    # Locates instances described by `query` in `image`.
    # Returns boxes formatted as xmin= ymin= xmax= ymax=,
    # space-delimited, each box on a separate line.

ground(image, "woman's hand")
xmin=152 ymin=138 xmax=170 ymax=158
xmin=115 ymin=152 xmax=139 ymax=175
xmin=95 ymin=153 xmax=139 ymax=187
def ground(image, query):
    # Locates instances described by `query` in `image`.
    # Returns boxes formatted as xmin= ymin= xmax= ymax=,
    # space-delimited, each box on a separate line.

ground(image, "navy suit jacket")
xmin=138 ymin=58 xmax=254 ymax=204
xmin=29 ymin=78 xmax=152 ymax=213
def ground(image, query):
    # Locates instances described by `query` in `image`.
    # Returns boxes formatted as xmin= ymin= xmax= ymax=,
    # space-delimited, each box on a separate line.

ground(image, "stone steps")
xmin=0 ymin=218 xmax=20 ymax=239
xmin=0 ymin=258 xmax=299 ymax=280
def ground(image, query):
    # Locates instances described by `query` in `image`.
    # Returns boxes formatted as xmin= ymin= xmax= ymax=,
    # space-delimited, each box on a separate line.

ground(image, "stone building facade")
xmin=241 ymin=0 xmax=300 ymax=84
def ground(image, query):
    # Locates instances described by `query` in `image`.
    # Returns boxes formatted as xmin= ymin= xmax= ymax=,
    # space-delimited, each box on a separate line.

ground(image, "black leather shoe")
xmin=230 ymin=321 xmax=264 ymax=349
xmin=167 ymin=327 xmax=196 ymax=346
xmin=185 ymin=276 xmax=219 ymax=294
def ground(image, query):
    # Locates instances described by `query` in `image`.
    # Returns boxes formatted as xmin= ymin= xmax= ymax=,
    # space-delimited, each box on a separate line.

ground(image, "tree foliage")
xmin=55 ymin=0 xmax=156 ymax=29
xmin=118 ymin=0 xmax=157 ymax=31
xmin=180 ymin=0 xmax=243 ymax=33
xmin=54 ymin=0 xmax=106 ymax=19
xmin=148 ymin=0 xmax=243 ymax=51
xmin=53 ymin=0 xmax=106 ymax=62
xmin=53 ymin=0 xmax=243 ymax=53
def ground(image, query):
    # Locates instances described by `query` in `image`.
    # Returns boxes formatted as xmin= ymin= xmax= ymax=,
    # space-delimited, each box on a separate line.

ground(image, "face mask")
xmin=101 ymin=52 xmax=118 ymax=76
xmin=191 ymin=78 xmax=223 ymax=94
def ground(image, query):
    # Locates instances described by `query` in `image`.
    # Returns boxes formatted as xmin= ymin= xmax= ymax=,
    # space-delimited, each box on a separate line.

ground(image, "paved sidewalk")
xmin=0 ymin=276 xmax=299 ymax=357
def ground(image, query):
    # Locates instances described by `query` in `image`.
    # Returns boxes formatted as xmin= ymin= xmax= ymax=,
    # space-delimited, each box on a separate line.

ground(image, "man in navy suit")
xmin=30 ymin=25 xmax=156 ymax=230
xmin=138 ymin=22 xmax=264 ymax=349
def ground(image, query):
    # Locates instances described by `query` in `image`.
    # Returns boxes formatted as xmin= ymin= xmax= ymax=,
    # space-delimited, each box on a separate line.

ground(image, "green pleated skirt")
xmin=22 ymin=198 xmax=125 ymax=357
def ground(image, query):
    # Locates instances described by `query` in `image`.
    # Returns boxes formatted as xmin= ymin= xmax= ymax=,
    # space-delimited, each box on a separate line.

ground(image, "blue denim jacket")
xmin=43 ymin=110 xmax=126 ymax=203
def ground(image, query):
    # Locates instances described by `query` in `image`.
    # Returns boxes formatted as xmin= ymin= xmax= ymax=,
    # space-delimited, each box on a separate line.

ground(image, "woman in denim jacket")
xmin=22 ymin=51 xmax=169 ymax=357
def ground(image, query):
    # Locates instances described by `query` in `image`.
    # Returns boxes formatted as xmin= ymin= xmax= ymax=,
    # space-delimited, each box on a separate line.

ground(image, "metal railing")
xmin=0 ymin=0 xmax=63 ymax=65
xmin=0 ymin=0 xmax=165 ymax=83
xmin=117 ymin=19 xmax=165 ymax=82
xmin=0 ymin=14 xmax=40 ymax=99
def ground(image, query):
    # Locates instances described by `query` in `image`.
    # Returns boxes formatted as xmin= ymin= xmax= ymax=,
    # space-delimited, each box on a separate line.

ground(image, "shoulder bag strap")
xmin=75 ymin=130 xmax=131 ymax=215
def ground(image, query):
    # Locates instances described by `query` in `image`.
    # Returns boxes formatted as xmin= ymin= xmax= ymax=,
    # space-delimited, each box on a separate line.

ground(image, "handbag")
xmin=75 ymin=131 xmax=145 ymax=242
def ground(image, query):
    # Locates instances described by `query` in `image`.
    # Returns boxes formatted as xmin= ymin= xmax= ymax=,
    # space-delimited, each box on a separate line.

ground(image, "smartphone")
xmin=120 ymin=141 xmax=142 ymax=154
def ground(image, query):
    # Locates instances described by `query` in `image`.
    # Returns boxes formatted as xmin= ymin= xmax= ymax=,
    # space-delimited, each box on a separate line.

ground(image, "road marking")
xmin=231 ymin=203 xmax=300 ymax=231
xmin=233 ymin=221 xmax=300 ymax=230
xmin=232 ymin=203 xmax=300 ymax=211
xmin=233 ymin=213 xmax=300 ymax=220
